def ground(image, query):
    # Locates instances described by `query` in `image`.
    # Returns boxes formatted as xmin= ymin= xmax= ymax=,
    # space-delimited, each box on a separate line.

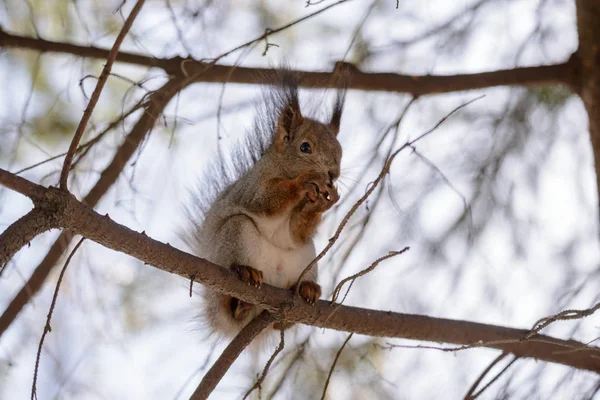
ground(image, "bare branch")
xmin=331 ymin=248 xmax=409 ymax=304
xmin=0 ymin=208 xmax=58 ymax=274
xmin=526 ymin=302 xmax=600 ymax=339
xmin=321 ymin=333 xmax=353 ymax=400
xmin=464 ymin=352 xmax=508 ymax=399
xmin=31 ymin=238 xmax=85 ymax=400
xmin=59 ymin=0 xmax=146 ymax=190
xmin=243 ymin=321 xmax=286 ymax=400
xmin=190 ymin=311 xmax=273 ymax=400
xmin=211 ymin=0 xmax=351 ymax=63
xmin=465 ymin=355 xmax=519 ymax=399
xmin=0 ymin=168 xmax=47 ymax=202
xmin=1 ymin=168 xmax=599 ymax=373
xmin=0 ymin=29 xmax=579 ymax=95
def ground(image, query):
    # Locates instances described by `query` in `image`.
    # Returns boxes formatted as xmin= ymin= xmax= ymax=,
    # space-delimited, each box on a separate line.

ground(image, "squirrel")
xmin=182 ymin=69 xmax=346 ymax=339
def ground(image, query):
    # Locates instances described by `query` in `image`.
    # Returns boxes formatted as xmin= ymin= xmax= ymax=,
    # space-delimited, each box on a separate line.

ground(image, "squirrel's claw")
xmin=298 ymin=280 xmax=321 ymax=305
xmin=304 ymin=182 xmax=320 ymax=202
xmin=299 ymin=172 xmax=339 ymax=211
xmin=231 ymin=264 xmax=263 ymax=288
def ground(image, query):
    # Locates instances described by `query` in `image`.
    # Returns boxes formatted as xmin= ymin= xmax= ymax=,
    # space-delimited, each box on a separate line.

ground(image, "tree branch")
xmin=464 ymin=352 xmax=509 ymax=399
xmin=0 ymin=208 xmax=58 ymax=273
xmin=1 ymin=168 xmax=599 ymax=373
xmin=321 ymin=333 xmax=353 ymax=400
xmin=0 ymin=28 xmax=578 ymax=95
xmin=576 ymin=1 xmax=600 ymax=223
xmin=59 ymin=0 xmax=146 ymax=190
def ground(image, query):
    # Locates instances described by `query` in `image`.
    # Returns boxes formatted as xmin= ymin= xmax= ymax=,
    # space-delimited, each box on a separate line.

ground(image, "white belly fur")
xmin=246 ymin=213 xmax=316 ymax=288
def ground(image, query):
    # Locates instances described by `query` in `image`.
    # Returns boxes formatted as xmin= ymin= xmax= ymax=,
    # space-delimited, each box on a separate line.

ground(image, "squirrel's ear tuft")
xmin=329 ymin=87 xmax=346 ymax=135
xmin=275 ymin=80 xmax=303 ymax=150
xmin=329 ymin=64 xmax=349 ymax=135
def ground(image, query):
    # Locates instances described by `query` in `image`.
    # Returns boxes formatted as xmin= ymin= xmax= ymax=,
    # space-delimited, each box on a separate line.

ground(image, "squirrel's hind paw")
xmin=229 ymin=297 xmax=254 ymax=320
xmin=298 ymin=281 xmax=321 ymax=305
xmin=231 ymin=264 xmax=263 ymax=288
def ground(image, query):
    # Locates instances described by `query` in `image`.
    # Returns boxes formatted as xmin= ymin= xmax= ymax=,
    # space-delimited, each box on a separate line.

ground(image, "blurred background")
xmin=1 ymin=0 xmax=598 ymax=398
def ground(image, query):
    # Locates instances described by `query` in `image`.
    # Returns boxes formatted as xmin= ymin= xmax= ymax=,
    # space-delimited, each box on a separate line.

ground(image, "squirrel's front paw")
xmin=298 ymin=280 xmax=321 ymax=305
xmin=306 ymin=184 xmax=339 ymax=212
xmin=299 ymin=172 xmax=339 ymax=210
xmin=231 ymin=264 xmax=263 ymax=288
xmin=303 ymin=182 xmax=321 ymax=202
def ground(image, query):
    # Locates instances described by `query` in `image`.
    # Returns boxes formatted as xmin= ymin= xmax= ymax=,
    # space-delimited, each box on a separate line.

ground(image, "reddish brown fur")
xmin=252 ymin=171 xmax=339 ymax=244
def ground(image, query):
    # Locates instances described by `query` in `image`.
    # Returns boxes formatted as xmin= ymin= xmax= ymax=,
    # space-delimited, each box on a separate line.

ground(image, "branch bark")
xmin=0 ymin=208 xmax=58 ymax=272
xmin=0 ymin=28 xmax=578 ymax=95
xmin=0 ymin=77 xmax=186 ymax=338
xmin=1 ymin=167 xmax=599 ymax=373
xmin=576 ymin=1 xmax=600 ymax=222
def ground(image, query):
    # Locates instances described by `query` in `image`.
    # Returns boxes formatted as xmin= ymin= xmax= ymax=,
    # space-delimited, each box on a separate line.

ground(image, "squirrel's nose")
xmin=328 ymin=171 xmax=335 ymax=186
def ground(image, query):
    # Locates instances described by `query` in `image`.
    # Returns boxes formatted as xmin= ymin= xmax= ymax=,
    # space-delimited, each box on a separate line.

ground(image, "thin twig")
xmin=59 ymin=0 xmax=146 ymax=190
xmin=295 ymin=95 xmax=484 ymax=289
xmin=265 ymin=338 xmax=309 ymax=399
xmin=526 ymin=302 xmax=600 ymax=339
xmin=340 ymin=0 xmax=377 ymax=61
xmin=331 ymin=248 xmax=409 ymax=304
xmin=409 ymin=146 xmax=473 ymax=234
xmin=243 ymin=319 xmax=286 ymax=399
xmin=463 ymin=352 xmax=508 ymax=399
xmin=31 ymin=238 xmax=85 ymax=400
xmin=211 ymin=0 xmax=351 ymax=64
xmin=15 ymin=103 xmax=141 ymax=175
xmin=378 ymin=334 xmax=600 ymax=356
xmin=468 ymin=356 xmax=519 ymax=399
xmin=190 ymin=311 xmax=273 ymax=400
xmin=321 ymin=333 xmax=353 ymax=400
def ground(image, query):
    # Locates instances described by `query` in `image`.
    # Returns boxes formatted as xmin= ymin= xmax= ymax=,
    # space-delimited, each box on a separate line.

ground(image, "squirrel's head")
xmin=270 ymin=82 xmax=345 ymax=184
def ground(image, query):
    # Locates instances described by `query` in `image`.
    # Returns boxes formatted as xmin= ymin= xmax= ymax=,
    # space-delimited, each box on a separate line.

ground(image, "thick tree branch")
xmin=0 ymin=28 xmax=578 ymax=95
xmin=190 ymin=311 xmax=273 ymax=400
xmin=0 ymin=77 xmax=187 ymax=338
xmin=576 ymin=1 xmax=600 ymax=222
xmin=0 ymin=208 xmax=58 ymax=272
xmin=1 ymin=168 xmax=599 ymax=373
xmin=60 ymin=0 xmax=146 ymax=190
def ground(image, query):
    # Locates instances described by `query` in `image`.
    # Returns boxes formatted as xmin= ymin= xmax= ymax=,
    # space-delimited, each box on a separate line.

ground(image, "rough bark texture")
xmin=1 ymin=168 xmax=599 ymax=373
xmin=0 ymin=208 xmax=58 ymax=270
xmin=576 ymin=1 xmax=600 ymax=217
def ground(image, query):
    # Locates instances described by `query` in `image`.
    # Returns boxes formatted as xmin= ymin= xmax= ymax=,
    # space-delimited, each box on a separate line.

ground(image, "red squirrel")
xmin=183 ymin=70 xmax=346 ymax=338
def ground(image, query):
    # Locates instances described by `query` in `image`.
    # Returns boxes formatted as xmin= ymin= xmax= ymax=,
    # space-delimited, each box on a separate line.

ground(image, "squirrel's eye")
xmin=300 ymin=142 xmax=312 ymax=154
